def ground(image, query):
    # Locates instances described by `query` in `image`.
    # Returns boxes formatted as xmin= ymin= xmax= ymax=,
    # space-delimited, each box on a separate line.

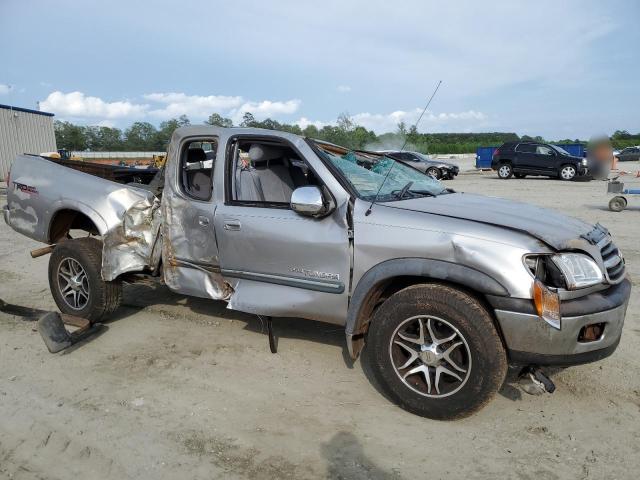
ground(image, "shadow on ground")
xmin=115 ymin=282 xmax=355 ymax=367
xmin=321 ymin=431 xmax=404 ymax=480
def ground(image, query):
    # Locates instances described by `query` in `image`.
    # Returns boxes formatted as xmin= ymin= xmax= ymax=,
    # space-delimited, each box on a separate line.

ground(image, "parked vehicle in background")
xmin=3 ymin=127 xmax=630 ymax=419
xmin=491 ymin=141 xmax=588 ymax=180
xmin=615 ymin=146 xmax=640 ymax=162
xmin=379 ymin=150 xmax=459 ymax=180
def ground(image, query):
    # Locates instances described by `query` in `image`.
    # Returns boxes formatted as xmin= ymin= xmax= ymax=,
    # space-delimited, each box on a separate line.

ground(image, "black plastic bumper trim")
xmin=508 ymin=336 xmax=620 ymax=366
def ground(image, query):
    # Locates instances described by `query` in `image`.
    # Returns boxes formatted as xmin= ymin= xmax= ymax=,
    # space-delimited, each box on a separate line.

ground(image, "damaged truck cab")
xmin=3 ymin=126 xmax=631 ymax=419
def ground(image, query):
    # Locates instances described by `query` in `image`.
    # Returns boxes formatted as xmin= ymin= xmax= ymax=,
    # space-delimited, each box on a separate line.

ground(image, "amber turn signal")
xmin=533 ymin=280 xmax=561 ymax=329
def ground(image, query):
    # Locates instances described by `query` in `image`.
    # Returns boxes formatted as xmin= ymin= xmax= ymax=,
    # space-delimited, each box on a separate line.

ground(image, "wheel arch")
xmin=345 ymin=258 xmax=509 ymax=359
xmin=48 ymin=206 xmax=106 ymax=243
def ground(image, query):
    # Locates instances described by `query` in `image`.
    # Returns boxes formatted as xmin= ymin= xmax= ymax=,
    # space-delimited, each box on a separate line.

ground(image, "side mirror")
xmin=291 ymin=186 xmax=327 ymax=217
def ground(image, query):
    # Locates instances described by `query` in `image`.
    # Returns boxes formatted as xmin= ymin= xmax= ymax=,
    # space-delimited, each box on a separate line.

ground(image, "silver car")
xmin=3 ymin=126 xmax=630 ymax=419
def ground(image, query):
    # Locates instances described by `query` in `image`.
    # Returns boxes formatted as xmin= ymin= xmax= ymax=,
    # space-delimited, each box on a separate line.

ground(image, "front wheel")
xmin=426 ymin=167 xmax=441 ymax=179
xmin=365 ymin=284 xmax=507 ymax=420
xmin=48 ymin=237 xmax=122 ymax=322
xmin=559 ymin=164 xmax=577 ymax=181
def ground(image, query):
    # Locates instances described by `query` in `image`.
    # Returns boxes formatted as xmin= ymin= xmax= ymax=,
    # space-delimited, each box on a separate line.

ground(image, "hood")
xmin=383 ymin=192 xmax=594 ymax=250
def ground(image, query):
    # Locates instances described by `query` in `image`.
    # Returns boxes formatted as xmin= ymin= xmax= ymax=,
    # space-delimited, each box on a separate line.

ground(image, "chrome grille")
xmin=597 ymin=235 xmax=625 ymax=283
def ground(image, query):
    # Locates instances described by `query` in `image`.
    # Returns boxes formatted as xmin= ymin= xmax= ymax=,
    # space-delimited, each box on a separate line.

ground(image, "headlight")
xmin=551 ymin=253 xmax=603 ymax=289
xmin=581 ymin=158 xmax=588 ymax=166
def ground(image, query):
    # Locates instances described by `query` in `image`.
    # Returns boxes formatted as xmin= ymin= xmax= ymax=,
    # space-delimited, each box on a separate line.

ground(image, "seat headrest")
xmin=187 ymin=148 xmax=206 ymax=163
xmin=249 ymin=144 xmax=284 ymax=163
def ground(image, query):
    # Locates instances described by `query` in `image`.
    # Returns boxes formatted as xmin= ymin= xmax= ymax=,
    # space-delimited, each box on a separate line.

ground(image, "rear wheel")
xmin=609 ymin=196 xmax=627 ymax=212
xmin=559 ymin=164 xmax=577 ymax=181
xmin=365 ymin=284 xmax=507 ymax=420
xmin=497 ymin=163 xmax=513 ymax=179
xmin=426 ymin=167 xmax=441 ymax=179
xmin=48 ymin=237 xmax=122 ymax=322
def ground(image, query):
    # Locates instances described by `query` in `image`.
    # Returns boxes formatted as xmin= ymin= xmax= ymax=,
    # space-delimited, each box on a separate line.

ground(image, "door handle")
xmin=224 ymin=220 xmax=241 ymax=231
xmin=198 ymin=216 xmax=210 ymax=227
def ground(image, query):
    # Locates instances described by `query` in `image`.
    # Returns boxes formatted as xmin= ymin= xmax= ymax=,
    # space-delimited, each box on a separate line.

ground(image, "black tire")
xmin=559 ymin=164 xmax=577 ymax=181
xmin=609 ymin=196 xmax=627 ymax=212
xmin=365 ymin=284 xmax=507 ymax=420
xmin=497 ymin=162 xmax=513 ymax=179
xmin=514 ymin=173 xmax=526 ymax=179
xmin=48 ymin=237 xmax=122 ymax=323
xmin=426 ymin=167 xmax=441 ymax=179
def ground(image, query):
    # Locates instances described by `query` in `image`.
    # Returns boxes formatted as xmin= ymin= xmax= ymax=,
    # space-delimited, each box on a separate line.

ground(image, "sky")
xmin=1 ymin=0 xmax=638 ymax=139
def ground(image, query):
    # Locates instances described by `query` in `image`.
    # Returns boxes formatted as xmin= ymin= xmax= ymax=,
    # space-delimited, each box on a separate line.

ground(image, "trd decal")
xmin=13 ymin=182 xmax=39 ymax=195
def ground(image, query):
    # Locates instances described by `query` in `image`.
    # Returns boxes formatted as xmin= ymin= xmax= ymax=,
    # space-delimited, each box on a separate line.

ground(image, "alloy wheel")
xmin=389 ymin=315 xmax=472 ymax=398
xmin=57 ymin=257 xmax=90 ymax=310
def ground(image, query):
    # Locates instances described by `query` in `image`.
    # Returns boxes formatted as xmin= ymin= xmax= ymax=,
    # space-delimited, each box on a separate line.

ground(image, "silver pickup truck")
xmin=3 ymin=126 xmax=630 ymax=419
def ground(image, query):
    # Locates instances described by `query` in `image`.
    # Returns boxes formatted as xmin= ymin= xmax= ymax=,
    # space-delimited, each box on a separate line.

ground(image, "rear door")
xmin=161 ymin=135 xmax=230 ymax=300
xmin=213 ymin=134 xmax=352 ymax=324
xmin=514 ymin=143 xmax=536 ymax=171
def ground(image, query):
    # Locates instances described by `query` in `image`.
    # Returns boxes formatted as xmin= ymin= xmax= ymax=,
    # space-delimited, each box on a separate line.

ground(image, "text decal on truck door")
xmin=289 ymin=266 xmax=340 ymax=281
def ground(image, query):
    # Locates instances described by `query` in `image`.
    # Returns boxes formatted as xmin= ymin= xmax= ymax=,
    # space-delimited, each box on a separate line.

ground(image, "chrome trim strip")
xmin=221 ymin=268 xmax=345 ymax=294
xmin=172 ymin=257 xmax=221 ymax=273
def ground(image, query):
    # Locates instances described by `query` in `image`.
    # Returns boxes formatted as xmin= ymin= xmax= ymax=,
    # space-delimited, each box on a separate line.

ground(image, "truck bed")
xmin=4 ymin=153 xmax=163 ymax=281
xmin=48 ymin=156 xmax=159 ymax=185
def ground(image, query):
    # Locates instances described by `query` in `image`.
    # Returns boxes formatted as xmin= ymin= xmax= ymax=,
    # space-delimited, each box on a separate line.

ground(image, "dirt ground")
xmin=1 ymin=163 xmax=640 ymax=479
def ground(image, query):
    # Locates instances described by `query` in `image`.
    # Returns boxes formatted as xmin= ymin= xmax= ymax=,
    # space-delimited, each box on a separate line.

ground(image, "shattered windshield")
xmin=313 ymin=142 xmax=448 ymax=201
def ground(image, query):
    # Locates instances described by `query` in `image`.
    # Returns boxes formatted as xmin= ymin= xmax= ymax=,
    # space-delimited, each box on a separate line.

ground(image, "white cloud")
xmin=295 ymin=117 xmax=327 ymax=130
xmin=350 ymin=109 xmax=488 ymax=133
xmin=0 ymin=84 xmax=13 ymax=95
xmin=96 ymin=119 xmax=117 ymax=128
xmin=40 ymin=91 xmax=147 ymax=119
xmin=38 ymin=90 xmax=302 ymax=126
xmin=229 ymin=99 xmax=300 ymax=124
xmin=294 ymin=108 xmax=488 ymax=133
xmin=337 ymin=85 xmax=351 ymax=93
xmin=144 ymin=92 xmax=243 ymax=118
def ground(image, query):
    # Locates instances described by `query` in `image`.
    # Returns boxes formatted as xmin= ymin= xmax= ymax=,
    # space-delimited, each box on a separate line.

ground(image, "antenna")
xmin=365 ymin=80 xmax=442 ymax=216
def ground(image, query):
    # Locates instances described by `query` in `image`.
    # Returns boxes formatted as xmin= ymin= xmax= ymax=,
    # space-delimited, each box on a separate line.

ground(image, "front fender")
xmin=345 ymin=258 xmax=509 ymax=359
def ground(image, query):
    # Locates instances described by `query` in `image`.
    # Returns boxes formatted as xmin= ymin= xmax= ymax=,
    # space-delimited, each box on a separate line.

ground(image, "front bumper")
xmin=490 ymin=279 xmax=630 ymax=366
xmin=442 ymin=167 xmax=459 ymax=179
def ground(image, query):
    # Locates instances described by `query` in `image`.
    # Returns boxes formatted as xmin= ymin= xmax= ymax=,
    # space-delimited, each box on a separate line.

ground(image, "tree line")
xmin=54 ymin=112 xmax=639 ymax=155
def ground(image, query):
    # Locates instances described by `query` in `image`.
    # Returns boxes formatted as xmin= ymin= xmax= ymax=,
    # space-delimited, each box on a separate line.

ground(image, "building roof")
xmin=0 ymin=103 xmax=54 ymax=117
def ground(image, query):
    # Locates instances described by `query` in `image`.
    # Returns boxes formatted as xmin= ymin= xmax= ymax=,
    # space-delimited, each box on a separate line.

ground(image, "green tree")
xmin=337 ymin=112 xmax=354 ymax=132
xmin=124 ymin=122 xmax=158 ymax=150
xmin=241 ymin=112 xmax=256 ymax=127
xmin=205 ymin=113 xmax=233 ymax=127
xmin=54 ymin=121 xmax=87 ymax=150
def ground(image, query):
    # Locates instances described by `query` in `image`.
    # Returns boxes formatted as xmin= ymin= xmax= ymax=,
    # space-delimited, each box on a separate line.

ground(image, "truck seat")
xmin=249 ymin=144 xmax=295 ymax=203
xmin=235 ymin=161 xmax=265 ymax=202
xmin=185 ymin=148 xmax=212 ymax=200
